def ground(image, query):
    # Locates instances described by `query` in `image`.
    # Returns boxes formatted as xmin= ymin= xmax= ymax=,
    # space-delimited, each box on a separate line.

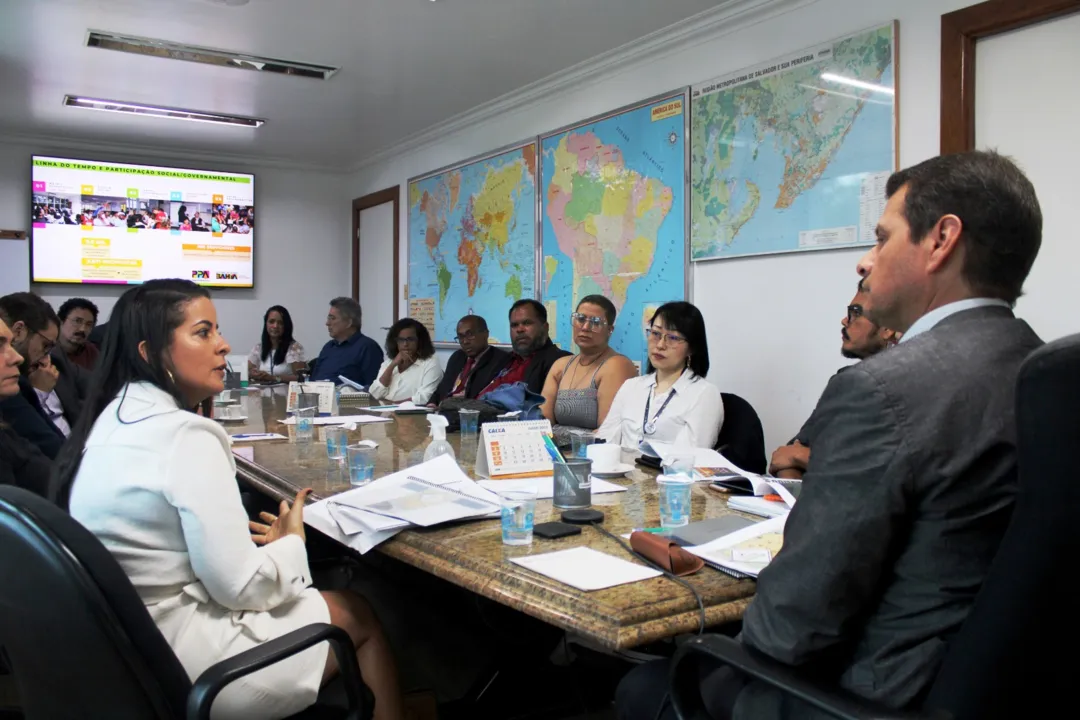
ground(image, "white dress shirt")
xmin=900 ymin=298 xmax=1012 ymax=343
xmin=33 ymin=388 xmax=71 ymax=437
xmin=68 ymin=382 xmax=329 ymax=719
xmin=597 ymin=370 xmax=724 ymax=450
xmin=369 ymin=355 xmax=444 ymax=404
xmin=247 ymin=340 xmax=306 ymax=378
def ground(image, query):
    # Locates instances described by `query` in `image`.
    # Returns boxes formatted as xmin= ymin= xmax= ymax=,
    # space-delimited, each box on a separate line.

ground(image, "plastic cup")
xmin=662 ymin=451 xmax=696 ymax=479
xmin=458 ymin=409 xmax=480 ymax=436
xmin=295 ymin=407 xmax=315 ymax=443
xmin=498 ymin=488 xmax=537 ymax=546
xmin=325 ymin=426 xmax=348 ymax=461
xmin=552 ymin=458 xmax=592 ymax=509
xmin=570 ymin=430 xmax=596 ymax=459
xmin=657 ymin=477 xmax=694 ymax=530
xmin=346 ymin=445 xmax=378 ymax=487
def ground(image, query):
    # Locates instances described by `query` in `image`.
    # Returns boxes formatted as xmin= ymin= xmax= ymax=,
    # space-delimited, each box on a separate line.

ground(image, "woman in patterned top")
xmin=248 ymin=305 xmax=306 ymax=383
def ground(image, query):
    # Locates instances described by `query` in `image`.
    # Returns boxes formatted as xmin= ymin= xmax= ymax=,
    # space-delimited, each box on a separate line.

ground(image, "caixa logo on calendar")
xmin=191 ymin=270 xmax=210 ymax=279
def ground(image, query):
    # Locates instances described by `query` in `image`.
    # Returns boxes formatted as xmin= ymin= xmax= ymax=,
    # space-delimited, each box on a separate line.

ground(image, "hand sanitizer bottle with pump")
xmin=423 ymin=414 xmax=456 ymax=462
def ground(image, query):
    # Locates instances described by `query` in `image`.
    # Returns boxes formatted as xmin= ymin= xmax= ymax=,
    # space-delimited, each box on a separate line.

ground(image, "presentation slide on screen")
xmin=31 ymin=156 xmax=255 ymax=287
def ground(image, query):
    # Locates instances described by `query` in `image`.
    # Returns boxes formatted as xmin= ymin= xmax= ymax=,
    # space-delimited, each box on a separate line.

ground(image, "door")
xmin=352 ymin=187 xmax=399 ymax=343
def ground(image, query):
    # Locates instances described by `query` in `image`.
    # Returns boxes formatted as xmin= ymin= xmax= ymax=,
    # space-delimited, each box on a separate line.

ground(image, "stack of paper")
xmin=365 ymin=401 xmax=432 ymax=415
xmin=686 ymin=515 xmax=788 ymax=579
xmin=280 ymin=414 xmax=392 ymax=426
xmin=643 ymin=440 xmax=802 ymax=497
xmin=511 ymin=547 xmax=662 ymax=591
xmin=477 ymin=476 xmax=628 ymax=500
xmin=304 ymin=454 xmax=500 ymax=554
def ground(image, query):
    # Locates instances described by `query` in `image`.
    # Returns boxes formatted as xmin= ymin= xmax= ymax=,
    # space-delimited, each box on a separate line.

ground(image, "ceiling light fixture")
xmin=86 ymin=30 xmax=339 ymax=80
xmin=820 ymin=72 xmax=894 ymax=95
xmin=63 ymin=95 xmax=264 ymax=128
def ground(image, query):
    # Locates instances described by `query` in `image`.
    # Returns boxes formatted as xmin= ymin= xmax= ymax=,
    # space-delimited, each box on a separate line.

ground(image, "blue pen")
xmin=541 ymin=433 xmax=565 ymax=464
xmin=231 ymin=433 xmax=279 ymax=441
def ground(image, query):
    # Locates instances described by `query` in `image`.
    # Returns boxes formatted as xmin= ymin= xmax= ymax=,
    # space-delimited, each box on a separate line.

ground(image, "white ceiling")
xmin=0 ymin=0 xmax=733 ymax=169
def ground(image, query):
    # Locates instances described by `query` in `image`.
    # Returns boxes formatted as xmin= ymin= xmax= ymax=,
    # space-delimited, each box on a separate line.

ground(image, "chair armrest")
xmin=670 ymin=636 xmax=950 ymax=720
xmin=187 ymin=622 xmax=368 ymax=720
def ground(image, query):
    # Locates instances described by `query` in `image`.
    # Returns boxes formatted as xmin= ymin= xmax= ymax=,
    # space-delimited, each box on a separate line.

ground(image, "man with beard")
xmin=479 ymin=299 xmax=570 ymax=397
xmin=769 ymin=281 xmax=900 ymax=479
xmin=0 ymin=293 xmax=65 ymax=458
xmin=55 ymin=297 xmax=100 ymax=370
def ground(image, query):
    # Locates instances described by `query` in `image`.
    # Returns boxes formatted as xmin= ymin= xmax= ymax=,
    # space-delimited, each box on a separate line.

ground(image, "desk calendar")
xmin=474 ymin=419 xmax=560 ymax=479
xmin=286 ymin=381 xmax=337 ymax=415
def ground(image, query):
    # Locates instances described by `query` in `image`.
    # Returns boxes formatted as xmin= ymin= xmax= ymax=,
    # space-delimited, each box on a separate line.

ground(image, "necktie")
xmin=451 ymin=357 xmax=476 ymax=397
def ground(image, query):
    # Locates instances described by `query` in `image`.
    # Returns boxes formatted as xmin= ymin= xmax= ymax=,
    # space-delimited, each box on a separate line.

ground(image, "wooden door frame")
xmin=941 ymin=0 xmax=1080 ymax=153
xmin=351 ymin=186 xmax=400 ymax=320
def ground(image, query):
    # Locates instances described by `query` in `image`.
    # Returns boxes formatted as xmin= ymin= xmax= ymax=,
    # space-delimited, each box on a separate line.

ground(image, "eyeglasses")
xmin=397 ymin=336 xmax=418 ymax=344
xmin=644 ymin=328 xmax=687 ymax=346
xmin=66 ymin=317 xmax=95 ymax=330
xmin=454 ymin=330 xmax=482 ymax=343
xmin=570 ymin=312 xmax=608 ymax=331
xmin=34 ymin=331 xmax=56 ymax=357
xmin=846 ymin=304 xmax=864 ymax=324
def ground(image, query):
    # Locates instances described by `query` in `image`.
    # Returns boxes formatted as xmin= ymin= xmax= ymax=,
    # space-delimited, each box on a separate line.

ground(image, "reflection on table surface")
xmin=222 ymin=385 xmax=757 ymax=649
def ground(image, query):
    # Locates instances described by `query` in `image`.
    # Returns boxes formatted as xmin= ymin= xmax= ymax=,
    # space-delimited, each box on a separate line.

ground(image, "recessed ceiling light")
xmin=86 ymin=30 xmax=338 ymax=80
xmin=63 ymin=95 xmax=264 ymax=128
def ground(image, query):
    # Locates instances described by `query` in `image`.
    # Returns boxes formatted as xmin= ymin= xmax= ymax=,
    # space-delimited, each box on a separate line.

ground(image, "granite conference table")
xmin=223 ymin=385 xmax=756 ymax=650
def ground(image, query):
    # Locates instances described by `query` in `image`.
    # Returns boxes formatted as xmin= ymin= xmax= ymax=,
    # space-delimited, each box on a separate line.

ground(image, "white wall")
xmin=976 ymin=12 xmax=1080 ymax=344
xmin=345 ymin=0 xmax=977 ymax=453
xmin=0 ymin=139 xmax=352 ymax=360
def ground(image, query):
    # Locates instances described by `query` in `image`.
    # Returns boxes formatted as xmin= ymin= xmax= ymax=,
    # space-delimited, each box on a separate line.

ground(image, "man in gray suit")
xmin=616 ymin=150 xmax=1045 ymax=719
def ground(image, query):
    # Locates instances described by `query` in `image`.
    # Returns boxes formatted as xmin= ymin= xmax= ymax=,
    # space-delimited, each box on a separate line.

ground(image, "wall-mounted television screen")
xmin=31 ymin=156 xmax=254 ymax=288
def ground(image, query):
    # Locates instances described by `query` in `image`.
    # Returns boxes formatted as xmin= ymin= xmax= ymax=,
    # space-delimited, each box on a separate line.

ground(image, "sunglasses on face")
xmin=570 ymin=312 xmax=608 ymax=331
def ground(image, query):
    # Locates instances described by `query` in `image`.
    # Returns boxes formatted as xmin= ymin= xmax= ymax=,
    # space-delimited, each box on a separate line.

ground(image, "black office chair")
xmin=671 ymin=333 xmax=1080 ymax=720
xmin=713 ymin=393 xmax=767 ymax=475
xmin=0 ymin=486 xmax=373 ymax=720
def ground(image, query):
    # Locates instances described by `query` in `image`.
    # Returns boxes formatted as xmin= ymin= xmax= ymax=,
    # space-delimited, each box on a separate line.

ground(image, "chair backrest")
xmin=714 ymin=393 xmax=767 ymax=474
xmin=924 ymin=333 xmax=1080 ymax=719
xmin=0 ymin=486 xmax=191 ymax=719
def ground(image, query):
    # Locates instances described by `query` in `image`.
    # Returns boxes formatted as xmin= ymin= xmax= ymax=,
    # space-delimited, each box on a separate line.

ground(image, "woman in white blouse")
xmin=597 ymin=301 xmax=724 ymax=450
xmin=58 ymin=280 xmax=403 ymax=720
xmin=248 ymin=305 xmax=306 ymax=383
xmin=369 ymin=319 xmax=443 ymax=405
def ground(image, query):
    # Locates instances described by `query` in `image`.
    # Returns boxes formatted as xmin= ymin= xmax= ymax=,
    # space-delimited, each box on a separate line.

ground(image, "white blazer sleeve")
xmin=677 ymin=379 xmax=725 ymax=449
xmin=411 ymin=358 xmax=444 ymax=405
xmin=368 ymin=358 xmax=394 ymax=400
xmin=597 ymin=380 xmax=629 ymax=446
xmin=163 ymin=419 xmax=312 ymax=612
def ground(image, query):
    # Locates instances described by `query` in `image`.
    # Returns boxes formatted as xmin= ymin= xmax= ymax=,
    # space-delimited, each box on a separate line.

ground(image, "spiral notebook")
xmin=685 ymin=515 xmax=788 ymax=579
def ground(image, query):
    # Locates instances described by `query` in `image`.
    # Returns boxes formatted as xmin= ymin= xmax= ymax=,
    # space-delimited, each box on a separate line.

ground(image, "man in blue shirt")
xmin=310 ymin=297 xmax=382 ymax=387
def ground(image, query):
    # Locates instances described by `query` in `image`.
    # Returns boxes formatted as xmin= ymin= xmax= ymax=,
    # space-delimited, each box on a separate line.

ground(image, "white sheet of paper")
xmin=477 ymin=476 xmax=627 ymax=500
xmin=304 ymin=502 xmax=402 ymax=555
xmin=511 ymin=547 xmax=662 ymax=591
xmin=732 ymin=548 xmax=772 ymax=563
xmin=280 ymin=414 xmax=392 ymax=426
xmin=325 ymin=502 xmax=409 ymax=534
xmin=232 ymin=446 xmax=255 ymax=461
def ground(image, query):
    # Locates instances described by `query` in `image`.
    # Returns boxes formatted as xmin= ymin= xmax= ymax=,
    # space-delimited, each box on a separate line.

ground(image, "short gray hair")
xmin=329 ymin=297 xmax=362 ymax=329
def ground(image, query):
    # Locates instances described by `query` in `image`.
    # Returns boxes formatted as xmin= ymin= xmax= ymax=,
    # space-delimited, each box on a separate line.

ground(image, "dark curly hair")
xmin=384 ymin=318 xmax=434 ymax=360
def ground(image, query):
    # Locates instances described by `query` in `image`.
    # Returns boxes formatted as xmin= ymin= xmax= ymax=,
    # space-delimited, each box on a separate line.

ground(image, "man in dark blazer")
xmin=617 ymin=150 xmax=1046 ymax=719
xmin=479 ymin=299 xmax=570 ymax=397
xmin=430 ymin=314 xmax=508 ymax=406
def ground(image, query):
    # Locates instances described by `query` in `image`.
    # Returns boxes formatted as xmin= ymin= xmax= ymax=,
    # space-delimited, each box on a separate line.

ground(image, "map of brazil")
xmin=541 ymin=94 xmax=687 ymax=367
xmin=691 ymin=24 xmax=897 ymax=261
xmin=408 ymin=144 xmax=537 ymax=344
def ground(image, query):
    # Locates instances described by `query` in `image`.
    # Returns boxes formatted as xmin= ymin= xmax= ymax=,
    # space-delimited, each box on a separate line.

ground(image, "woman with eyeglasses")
xmin=248 ymin=305 xmax=306 ymax=384
xmin=369 ymin=318 xmax=443 ymax=405
xmin=597 ymin=301 xmax=723 ymax=450
xmin=540 ymin=295 xmax=637 ymax=443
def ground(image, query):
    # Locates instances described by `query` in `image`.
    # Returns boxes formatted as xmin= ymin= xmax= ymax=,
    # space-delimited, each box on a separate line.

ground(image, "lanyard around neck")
xmin=643 ymin=385 xmax=677 ymax=435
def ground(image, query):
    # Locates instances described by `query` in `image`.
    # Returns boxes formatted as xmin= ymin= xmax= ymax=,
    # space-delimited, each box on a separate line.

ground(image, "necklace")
xmin=568 ymin=348 xmax=609 ymax=387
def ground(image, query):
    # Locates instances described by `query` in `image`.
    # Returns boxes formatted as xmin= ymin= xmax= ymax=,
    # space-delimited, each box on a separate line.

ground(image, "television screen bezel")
xmin=29 ymin=154 xmax=256 ymax=289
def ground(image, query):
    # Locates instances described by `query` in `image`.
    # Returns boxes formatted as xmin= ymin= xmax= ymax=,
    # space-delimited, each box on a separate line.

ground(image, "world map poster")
xmin=407 ymin=143 xmax=538 ymax=345
xmin=690 ymin=23 xmax=898 ymax=261
xmin=541 ymin=93 xmax=688 ymax=367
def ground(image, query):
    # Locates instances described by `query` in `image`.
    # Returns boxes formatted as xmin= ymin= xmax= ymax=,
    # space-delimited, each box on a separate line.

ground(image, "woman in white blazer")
xmin=369 ymin=318 xmax=443 ymax=405
xmin=597 ymin=301 xmax=724 ymax=450
xmin=57 ymin=280 xmax=403 ymax=720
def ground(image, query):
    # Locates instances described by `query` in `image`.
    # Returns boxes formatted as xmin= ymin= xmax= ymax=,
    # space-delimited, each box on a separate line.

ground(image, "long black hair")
xmin=54 ymin=279 xmax=211 ymax=508
xmin=260 ymin=305 xmax=296 ymax=367
xmin=646 ymin=301 xmax=710 ymax=378
xmin=384 ymin=318 xmax=435 ymax=360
